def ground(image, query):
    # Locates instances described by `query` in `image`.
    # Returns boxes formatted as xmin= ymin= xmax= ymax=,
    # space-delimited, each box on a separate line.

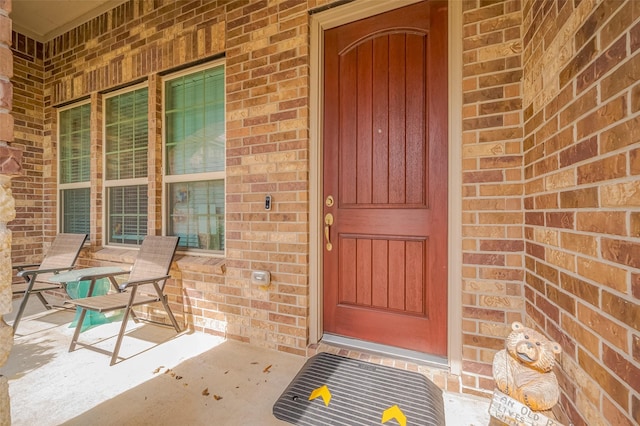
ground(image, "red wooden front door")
xmin=322 ymin=1 xmax=448 ymax=356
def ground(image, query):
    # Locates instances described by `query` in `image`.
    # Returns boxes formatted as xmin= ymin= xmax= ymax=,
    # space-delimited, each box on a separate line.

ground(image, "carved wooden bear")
xmin=493 ymin=321 xmax=562 ymax=411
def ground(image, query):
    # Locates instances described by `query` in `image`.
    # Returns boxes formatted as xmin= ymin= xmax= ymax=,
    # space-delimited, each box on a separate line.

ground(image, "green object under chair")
xmin=66 ymin=279 xmax=113 ymax=331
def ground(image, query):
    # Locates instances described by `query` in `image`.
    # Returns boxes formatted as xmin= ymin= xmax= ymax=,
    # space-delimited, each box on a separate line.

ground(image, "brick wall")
xmin=36 ymin=0 xmax=311 ymax=355
xmin=8 ymin=1 xmax=639 ymax=423
xmin=522 ymin=1 xmax=640 ymax=424
xmin=8 ymin=0 xmax=537 ymax=395
xmin=223 ymin=0 xmax=311 ymax=353
xmin=0 ymin=0 xmax=16 ymax=422
xmin=461 ymin=0 xmax=525 ymax=396
xmin=9 ymin=33 xmax=45 ymax=264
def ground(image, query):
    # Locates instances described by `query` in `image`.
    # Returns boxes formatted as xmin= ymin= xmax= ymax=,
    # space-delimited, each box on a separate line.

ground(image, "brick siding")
xmin=461 ymin=0 xmax=525 ymax=396
xmin=10 ymin=33 xmax=45 ymax=263
xmin=522 ymin=1 xmax=640 ymax=424
xmin=20 ymin=0 xmax=316 ymax=356
xmin=2 ymin=1 xmax=20 ymax=422
xmin=6 ymin=1 xmax=640 ymax=424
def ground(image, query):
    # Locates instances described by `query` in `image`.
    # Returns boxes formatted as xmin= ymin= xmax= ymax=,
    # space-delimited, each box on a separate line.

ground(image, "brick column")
xmin=0 ymin=1 xmax=22 ymax=424
xmin=147 ymin=74 xmax=162 ymax=236
xmin=90 ymin=92 xmax=103 ymax=246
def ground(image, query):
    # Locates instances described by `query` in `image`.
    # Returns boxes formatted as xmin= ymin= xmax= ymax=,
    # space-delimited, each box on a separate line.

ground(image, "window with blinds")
xmin=108 ymin=185 xmax=148 ymax=245
xmin=105 ymin=86 xmax=149 ymax=245
xmin=164 ymin=63 xmax=225 ymax=251
xmin=59 ymin=103 xmax=91 ymax=235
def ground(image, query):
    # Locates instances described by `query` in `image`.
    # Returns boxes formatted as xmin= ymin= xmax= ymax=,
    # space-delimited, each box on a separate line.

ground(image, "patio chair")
xmin=12 ymin=233 xmax=88 ymax=331
xmin=68 ymin=235 xmax=182 ymax=365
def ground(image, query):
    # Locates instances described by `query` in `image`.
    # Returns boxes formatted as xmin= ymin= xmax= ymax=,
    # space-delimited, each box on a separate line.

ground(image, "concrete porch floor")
xmin=2 ymin=297 xmax=491 ymax=425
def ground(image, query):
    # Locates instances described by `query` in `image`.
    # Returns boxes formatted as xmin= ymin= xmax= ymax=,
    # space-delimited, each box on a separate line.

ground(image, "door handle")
xmin=324 ymin=213 xmax=334 ymax=251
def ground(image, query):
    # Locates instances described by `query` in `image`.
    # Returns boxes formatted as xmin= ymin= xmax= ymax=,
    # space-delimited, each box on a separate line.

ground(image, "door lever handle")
xmin=324 ymin=213 xmax=334 ymax=251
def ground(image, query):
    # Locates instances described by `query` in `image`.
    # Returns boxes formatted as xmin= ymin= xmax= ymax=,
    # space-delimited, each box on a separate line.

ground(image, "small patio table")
xmin=49 ymin=266 xmax=129 ymax=331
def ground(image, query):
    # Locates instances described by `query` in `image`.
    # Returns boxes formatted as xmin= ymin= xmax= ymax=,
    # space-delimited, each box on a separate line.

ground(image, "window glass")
xmin=165 ymin=64 xmax=225 ymax=252
xmin=165 ymin=66 xmax=225 ymax=176
xmin=105 ymin=86 xmax=149 ymax=246
xmin=167 ymin=181 xmax=224 ymax=250
xmin=108 ymin=185 xmax=148 ymax=245
xmin=105 ymin=88 xmax=148 ymax=180
xmin=61 ymin=188 xmax=90 ymax=235
xmin=59 ymin=103 xmax=91 ymax=235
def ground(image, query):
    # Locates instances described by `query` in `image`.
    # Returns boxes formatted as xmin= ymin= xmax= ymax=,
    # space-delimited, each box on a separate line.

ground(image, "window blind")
xmin=165 ymin=66 xmax=225 ymax=175
xmin=165 ymin=64 xmax=225 ymax=252
xmin=108 ymin=185 xmax=148 ymax=245
xmin=105 ymin=88 xmax=149 ymax=181
xmin=59 ymin=103 xmax=91 ymax=235
xmin=61 ymin=188 xmax=90 ymax=235
xmin=105 ymin=86 xmax=149 ymax=246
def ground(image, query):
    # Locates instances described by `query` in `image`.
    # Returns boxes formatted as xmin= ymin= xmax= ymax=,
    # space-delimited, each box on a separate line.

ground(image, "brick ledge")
xmin=90 ymin=247 xmax=226 ymax=275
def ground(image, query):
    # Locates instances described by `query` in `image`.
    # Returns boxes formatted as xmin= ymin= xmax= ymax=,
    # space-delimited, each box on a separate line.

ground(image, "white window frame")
xmin=103 ymin=82 xmax=150 ymax=247
xmin=57 ymin=100 xmax=91 ymax=236
xmin=161 ymin=59 xmax=226 ymax=255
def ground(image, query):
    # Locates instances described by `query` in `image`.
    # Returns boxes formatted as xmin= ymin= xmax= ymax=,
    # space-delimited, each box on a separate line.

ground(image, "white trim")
xmin=56 ymin=99 xmax=92 ymax=234
xmin=164 ymin=171 xmax=225 ymax=183
xmin=57 ymin=99 xmax=92 ymax=114
xmin=103 ymin=177 xmax=147 ymax=187
xmin=160 ymin=60 xmax=227 ymax=256
xmin=309 ymin=0 xmax=463 ymax=374
xmin=308 ymin=13 xmax=323 ymax=346
xmin=161 ymin=58 xmax=226 ymax=81
xmin=102 ymin=82 xmax=150 ymax=190
xmin=323 ymin=333 xmax=448 ymax=368
xmin=12 ymin=0 xmax=128 ymax=43
xmin=59 ymin=182 xmax=91 ymax=190
xmin=102 ymin=81 xmax=149 ymax=100
xmin=448 ymin=0 xmax=463 ymax=377
xmin=102 ymin=83 xmax=150 ymax=248
xmin=311 ymin=0 xmax=423 ymax=30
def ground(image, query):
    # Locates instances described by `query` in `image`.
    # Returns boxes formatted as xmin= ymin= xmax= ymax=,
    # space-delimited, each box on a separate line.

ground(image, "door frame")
xmin=309 ymin=0 xmax=463 ymax=375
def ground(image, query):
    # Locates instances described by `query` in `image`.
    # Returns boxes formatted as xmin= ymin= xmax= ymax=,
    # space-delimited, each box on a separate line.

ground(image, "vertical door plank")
xmin=340 ymin=50 xmax=358 ymax=205
xmin=388 ymin=239 xmax=406 ymax=310
xmin=339 ymin=238 xmax=357 ymax=304
xmin=356 ymin=42 xmax=373 ymax=204
xmin=372 ymin=36 xmax=390 ymax=204
xmin=372 ymin=239 xmax=389 ymax=308
xmin=405 ymin=240 xmax=425 ymax=314
xmin=356 ymin=238 xmax=372 ymax=306
xmin=388 ymin=33 xmax=406 ymax=204
xmin=406 ymin=34 xmax=426 ymax=205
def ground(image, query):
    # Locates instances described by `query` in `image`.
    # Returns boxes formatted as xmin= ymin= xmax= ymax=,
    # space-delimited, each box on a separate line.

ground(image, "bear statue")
xmin=492 ymin=321 xmax=562 ymax=411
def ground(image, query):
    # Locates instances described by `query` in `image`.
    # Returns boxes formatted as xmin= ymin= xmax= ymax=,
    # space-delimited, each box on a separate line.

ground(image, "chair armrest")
xmin=17 ymin=266 xmax=76 ymax=278
xmin=118 ymin=275 xmax=171 ymax=291
xmin=12 ymin=263 xmax=40 ymax=272
xmin=73 ymin=270 xmax=130 ymax=282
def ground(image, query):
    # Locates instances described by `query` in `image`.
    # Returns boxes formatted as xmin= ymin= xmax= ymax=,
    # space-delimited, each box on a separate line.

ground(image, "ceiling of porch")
xmin=11 ymin=0 xmax=126 ymax=42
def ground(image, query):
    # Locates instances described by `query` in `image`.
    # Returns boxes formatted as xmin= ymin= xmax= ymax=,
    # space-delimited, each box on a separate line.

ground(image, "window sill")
xmin=92 ymin=247 xmax=226 ymax=275
xmin=175 ymin=254 xmax=226 ymax=275
xmin=93 ymin=247 xmax=139 ymax=264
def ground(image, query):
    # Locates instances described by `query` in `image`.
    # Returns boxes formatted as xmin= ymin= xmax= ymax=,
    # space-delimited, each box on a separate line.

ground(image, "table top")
xmin=48 ymin=266 xmax=128 ymax=284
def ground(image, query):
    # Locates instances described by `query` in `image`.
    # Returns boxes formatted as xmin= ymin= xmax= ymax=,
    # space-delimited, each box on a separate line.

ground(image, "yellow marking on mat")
xmin=382 ymin=405 xmax=406 ymax=426
xmin=309 ymin=385 xmax=331 ymax=406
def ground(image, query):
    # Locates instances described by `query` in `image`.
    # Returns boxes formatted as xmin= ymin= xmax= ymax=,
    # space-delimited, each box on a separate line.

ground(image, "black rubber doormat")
xmin=273 ymin=352 xmax=445 ymax=425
